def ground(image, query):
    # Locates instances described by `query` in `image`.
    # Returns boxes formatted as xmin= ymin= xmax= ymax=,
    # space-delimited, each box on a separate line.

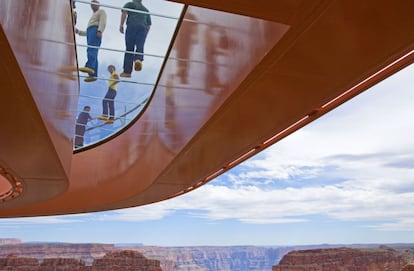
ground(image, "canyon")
xmin=272 ymin=246 xmax=413 ymax=271
xmin=0 ymin=239 xmax=413 ymax=271
xmin=0 ymin=250 xmax=161 ymax=271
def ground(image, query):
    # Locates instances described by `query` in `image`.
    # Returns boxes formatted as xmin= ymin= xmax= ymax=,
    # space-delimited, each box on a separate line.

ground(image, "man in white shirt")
xmin=76 ymin=0 xmax=107 ymax=82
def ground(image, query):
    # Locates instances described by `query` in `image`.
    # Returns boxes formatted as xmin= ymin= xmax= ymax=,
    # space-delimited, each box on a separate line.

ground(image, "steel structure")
xmin=1 ymin=0 xmax=414 ymax=217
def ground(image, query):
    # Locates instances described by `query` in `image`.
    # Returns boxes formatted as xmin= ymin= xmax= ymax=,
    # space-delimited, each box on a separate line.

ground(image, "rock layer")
xmin=0 ymin=250 xmax=161 ymax=271
xmin=272 ymin=246 xmax=407 ymax=271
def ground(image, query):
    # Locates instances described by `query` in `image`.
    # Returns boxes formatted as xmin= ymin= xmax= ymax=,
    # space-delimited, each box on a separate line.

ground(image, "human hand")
xmin=97 ymin=31 xmax=102 ymax=38
xmin=119 ymin=25 xmax=124 ymax=34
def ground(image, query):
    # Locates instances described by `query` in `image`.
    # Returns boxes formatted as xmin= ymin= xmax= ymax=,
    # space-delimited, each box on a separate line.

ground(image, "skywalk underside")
xmin=0 ymin=0 xmax=413 ymax=217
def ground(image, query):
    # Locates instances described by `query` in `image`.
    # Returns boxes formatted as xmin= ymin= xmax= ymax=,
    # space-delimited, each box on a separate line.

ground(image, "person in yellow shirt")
xmin=98 ymin=65 xmax=120 ymax=124
xmin=75 ymin=0 xmax=107 ymax=82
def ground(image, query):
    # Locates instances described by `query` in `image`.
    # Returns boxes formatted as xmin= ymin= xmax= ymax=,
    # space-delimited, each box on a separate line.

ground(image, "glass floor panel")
xmin=72 ymin=0 xmax=184 ymax=150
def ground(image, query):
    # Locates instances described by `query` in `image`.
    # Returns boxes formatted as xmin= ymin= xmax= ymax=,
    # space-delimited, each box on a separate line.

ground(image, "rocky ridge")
xmin=130 ymin=245 xmax=289 ymax=271
xmin=272 ymin=246 xmax=408 ymax=271
xmin=1 ymin=239 xmax=414 ymax=271
xmin=0 ymin=241 xmax=287 ymax=271
xmin=0 ymin=243 xmax=115 ymax=265
xmin=0 ymin=250 xmax=161 ymax=271
xmin=0 ymin=238 xmax=20 ymax=245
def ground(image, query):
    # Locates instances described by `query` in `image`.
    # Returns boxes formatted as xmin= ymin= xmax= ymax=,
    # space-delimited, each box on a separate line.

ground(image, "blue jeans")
xmin=102 ymin=88 xmax=117 ymax=119
xmin=86 ymin=26 xmax=101 ymax=77
xmin=75 ymin=124 xmax=86 ymax=147
xmin=123 ymin=23 xmax=148 ymax=73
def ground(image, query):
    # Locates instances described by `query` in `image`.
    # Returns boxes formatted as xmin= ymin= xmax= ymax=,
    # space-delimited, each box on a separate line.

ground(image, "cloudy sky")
xmin=1 ymin=1 xmax=414 ymax=247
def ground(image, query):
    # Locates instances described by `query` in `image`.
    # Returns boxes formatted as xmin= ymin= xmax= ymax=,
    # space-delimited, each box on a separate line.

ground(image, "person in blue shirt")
xmin=119 ymin=0 xmax=151 ymax=78
xmin=75 ymin=106 xmax=93 ymax=148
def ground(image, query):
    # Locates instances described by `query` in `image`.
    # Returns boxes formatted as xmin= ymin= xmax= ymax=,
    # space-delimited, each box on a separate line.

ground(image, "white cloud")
xmin=0 ymin=214 xmax=86 ymax=225
xmin=371 ymin=218 xmax=414 ymax=231
xmin=99 ymin=175 xmax=414 ymax=227
xmin=98 ymin=203 xmax=175 ymax=222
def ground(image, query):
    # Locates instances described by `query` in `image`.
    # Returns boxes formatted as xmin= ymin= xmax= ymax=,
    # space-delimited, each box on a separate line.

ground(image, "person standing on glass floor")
xmin=75 ymin=0 xmax=107 ymax=82
xmin=75 ymin=105 xmax=93 ymax=148
xmin=119 ymin=0 xmax=151 ymax=78
xmin=98 ymin=65 xmax=120 ymax=124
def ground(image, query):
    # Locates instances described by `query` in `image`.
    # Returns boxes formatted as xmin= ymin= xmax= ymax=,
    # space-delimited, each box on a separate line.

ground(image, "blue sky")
xmin=1 ymin=1 xmax=414 ymax=247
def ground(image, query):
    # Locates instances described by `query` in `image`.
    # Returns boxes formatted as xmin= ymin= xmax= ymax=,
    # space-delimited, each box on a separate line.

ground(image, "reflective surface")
xmin=0 ymin=0 xmax=75 ymax=207
xmin=1 ymin=0 xmax=414 ymax=216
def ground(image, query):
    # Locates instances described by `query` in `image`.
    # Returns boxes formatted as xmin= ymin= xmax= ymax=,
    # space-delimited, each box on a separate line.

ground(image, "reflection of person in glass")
xmin=98 ymin=65 xmax=119 ymax=124
xmin=204 ymin=24 xmax=228 ymax=93
xmin=71 ymin=0 xmax=77 ymax=26
xmin=75 ymin=0 xmax=107 ymax=82
xmin=119 ymin=0 xmax=151 ymax=78
xmin=176 ymin=12 xmax=197 ymax=84
xmin=75 ymin=106 xmax=93 ymax=148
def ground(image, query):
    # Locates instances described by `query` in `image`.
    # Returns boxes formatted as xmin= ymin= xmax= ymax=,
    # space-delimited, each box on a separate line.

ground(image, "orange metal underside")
xmin=1 ymin=0 xmax=413 ymax=217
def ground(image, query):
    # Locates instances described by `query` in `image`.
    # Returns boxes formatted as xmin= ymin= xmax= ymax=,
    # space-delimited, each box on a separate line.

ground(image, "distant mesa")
xmin=272 ymin=246 xmax=411 ymax=271
xmin=0 ymin=238 xmax=21 ymax=246
xmin=0 ymin=250 xmax=161 ymax=271
xmin=93 ymin=250 xmax=162 ymax=271
xmin=1 ymin=239 xmax=414 ymax=271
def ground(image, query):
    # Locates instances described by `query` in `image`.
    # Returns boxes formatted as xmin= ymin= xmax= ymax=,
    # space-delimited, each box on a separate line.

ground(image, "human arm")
xmin=75 ymin=28 xmax=87 ymax=36
xmin=97 ymin=10 xmax=106 ymax=38
xmin=146 ymin=13 xmax=152 ymax=31
xmin=119 ymin=10 xmax=127 ymax=34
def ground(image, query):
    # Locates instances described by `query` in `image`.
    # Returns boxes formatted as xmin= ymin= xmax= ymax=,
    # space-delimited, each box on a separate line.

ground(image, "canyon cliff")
xmin=91 ymin=250 xmax=162 ymax=271
xmin=1 ymin=239 xmax=413 ymax=271
xmin=272 ymin=246 xmax=408 ymax=271
xmin=0 ymin=238 xmax=20 ymax=245
xmin=0 ymin=243 xmax=115 ymax=265
xmin=0 ymin=241 xmax=287 ymax=271
xmin=0 ymin=250 xmax=161 ymax=271
xmin=131 ymin=245 xmax=288 ymax=271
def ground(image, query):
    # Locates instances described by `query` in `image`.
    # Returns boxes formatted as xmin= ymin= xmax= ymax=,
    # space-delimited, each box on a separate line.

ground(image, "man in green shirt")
xmin=119 ymin=0 xmax=151 ymax=78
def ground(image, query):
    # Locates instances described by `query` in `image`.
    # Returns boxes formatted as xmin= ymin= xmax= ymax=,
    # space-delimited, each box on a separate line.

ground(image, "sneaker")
xmin=78 ymin=67 xmax=95 ymax=74
xmin=105 ymin=119 xmax=114 ymax=124
xmin=120 ymin=72 xmax=131 ymax=78
xmin=134 ymin=60 xmax=142 ymax=71
xmin=84 ymin=77 xmax=97 ymax=82
xmin=97 ymin=115 xmax=108 ymax=120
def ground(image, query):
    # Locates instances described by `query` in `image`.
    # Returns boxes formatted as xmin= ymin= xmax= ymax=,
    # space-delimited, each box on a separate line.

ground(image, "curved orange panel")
xmin=0 ymin=0 xmax=77 ymax=209
xmin=1 ymin=0 xmax=414 ymax=217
